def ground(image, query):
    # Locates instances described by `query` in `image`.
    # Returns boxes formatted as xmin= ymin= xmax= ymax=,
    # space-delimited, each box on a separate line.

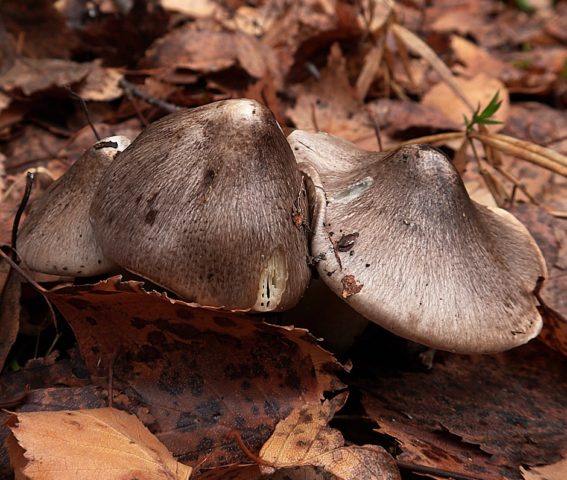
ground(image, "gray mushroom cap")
xmin=91 ymin=99 xmax=310 ymax=311
xmin=289 ymin=130 xmax=546 ymax=354
xmin=17 ymin=136 xmax=131 ymax=276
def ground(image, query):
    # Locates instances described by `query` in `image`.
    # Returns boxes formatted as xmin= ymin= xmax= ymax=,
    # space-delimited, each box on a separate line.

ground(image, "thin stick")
xmin=0 ymin=248 xmax=47 ymax=294
xmin=494 ymin=165 xmax=540 ymax=206
xmin=0 ymin=247 xmax=59 ymax=340
xmin=389 ymin=132 xmax=464 ymax=149
xmin=471 ymin=132 xmax=567 ymax=176
xmin=118 ymin=78 xmax=181 ymax=113
xmin=127 ymin=94 xmax=150 ymax=127
xmin=310 ymin=102 xmax=320 ymax=132
xmin=11 ymin=172 xmax=34 ymax=260
xmin=366 ymin=107 xmax=383 ymax=152
xmin=226 ymin=431 xmax=276 ymax=468
xmin=65 ymin=86 xmax=100 ymax=141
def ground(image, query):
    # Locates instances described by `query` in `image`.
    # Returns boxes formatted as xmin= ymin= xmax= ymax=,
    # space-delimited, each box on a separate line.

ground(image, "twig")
xmin=494 ymin=165 xmax=540 ymax=206
xmin=310 ymin=102 xmax=320 ymax=132
xmin=11 ymin=172 xmax=34 ymax=260
xmin=0 ymin=248 xmax=47 ymax=294
xmin=0 ymin=247 xmax=59 ymax=344
xmin=366 ymin=107 xmax=383 ymax=152
xmin=226 ymin=430 xmax=276 ymax=468
xmin=65 ymin=86 xmax=100 ymax=141
xmin=118 ymin=78 xmax=181 ymax=113
xmin=471 ymin=132 xmax=567 ymax=176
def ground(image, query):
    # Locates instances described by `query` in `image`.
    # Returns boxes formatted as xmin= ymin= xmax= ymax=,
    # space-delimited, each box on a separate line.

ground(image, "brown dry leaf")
xmin=77 ymin=63 xmax=124 ymax=102
xmin=503 ymin=102 xmax=567 ymax=212
xmin=450 ymin=35 xmax=513 ymax=81
xmin=521 ymin=457 xmax=567 ymax=480
xmin=426 ymin=0 xmax=493 ymax=38
xmin=260 ymin=1 xmax=361 ymax=81
xmin=421 ymin=74 xmax=509 ymax=133
xmin=160 ymin=0 xmax=218 ymax=18
xmin=0 ymin=58 xmax=93 ymax=96
xmin=0 ymin=270 xmax=22 ymax=371
xmin=1 ymin=0 xmax=77 ymax=59
xmin=145 ymin=27 xmax=236 ymax=74
xmin=45 ymin=277 xmax=344 ymax=469
xmin=260 ymin=395 xmax=400 ymax=480
xmin=371 ymin=99 xmax=460 ymax=139
xmin=509 ymin=204 xmax=567 ymax=355
xmin=360 ymin=341 xmax=567 ymax=478
xmin=391 ymin=23 xmax=475 ymax=113
xmin=0 ymin=384 xmax=108 ymax=479
xmin=144 ymin=25 xmax=273 ymax=81
xmin=287 ymin=44 xmax=376 ymax=148
xmin=6 ymin=408 xmax=192 ymax=480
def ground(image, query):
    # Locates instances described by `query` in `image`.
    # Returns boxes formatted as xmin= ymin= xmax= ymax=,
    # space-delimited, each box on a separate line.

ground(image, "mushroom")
xmin=289 ymin=130 xmax=546 ymax=354
xmin=17 ymin=136 xmax=131 ymax=276
xmin=90 ymin=99 xmax=310 ymax=311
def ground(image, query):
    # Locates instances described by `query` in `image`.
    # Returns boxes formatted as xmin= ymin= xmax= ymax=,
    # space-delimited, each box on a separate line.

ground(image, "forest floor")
xmin=0 ymin=1 xmax=566 ymax=479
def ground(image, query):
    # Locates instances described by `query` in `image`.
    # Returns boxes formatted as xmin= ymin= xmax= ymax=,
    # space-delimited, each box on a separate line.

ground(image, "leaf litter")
xmin=0 ymin=0 xmax=566 ymax=479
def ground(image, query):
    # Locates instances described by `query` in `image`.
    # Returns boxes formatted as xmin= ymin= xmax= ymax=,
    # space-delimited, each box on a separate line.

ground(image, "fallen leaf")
xmin=45 ymin=277 xmax=344 ymax=468
xmin=7 ymin=408 xmax=192 ymax=480
xmin=287 ymin=44 xmax=376 ymax=148
xmin=77 ymin=63 xmax=124 ymax=102
xmin=521 ymin=456 xmax=567 ymax=480
xmin=372 ymin=99 xmax=460 ymax=139
xmin=260 ymin=395 xmax=400 ymax=480
xmin=359 ymin=341 xmax=567 ymax=478
xmin=144 ymin=26 xmax=275 ymax=82
xmin=0 ymin=269 xmax=22 ymax=371
xmin=160 ymin=0 xmax=218 ymax=18
xmin=0 ymin=0 xmax=77 ymax=59
xmin=509 ymin=204 xmax=567 ymax=355
xmin=450 ymin=35 xmax=514 ymax=81
xmin=0 ymin=58 xmax=93 ymax=96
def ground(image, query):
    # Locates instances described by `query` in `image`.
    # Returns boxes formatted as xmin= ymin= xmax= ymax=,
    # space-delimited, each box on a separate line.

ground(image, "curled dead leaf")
xmin=259 ymin=395 xmax=400 ymax=480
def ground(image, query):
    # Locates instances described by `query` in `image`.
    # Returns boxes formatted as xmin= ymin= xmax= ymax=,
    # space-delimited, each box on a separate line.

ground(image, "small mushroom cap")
xmin=17 ymin=136 xmax=131 ymax=276
xmin=289 ymin=130 xmax=546 ymax=354
xmin=91 ymin=99 xmax=310 ymax=311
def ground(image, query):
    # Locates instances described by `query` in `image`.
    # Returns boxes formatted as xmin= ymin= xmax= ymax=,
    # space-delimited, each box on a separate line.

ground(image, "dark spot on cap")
xmin=145 ymin=209 xmax=158 ymax=225
xmin=337 ymin=232 xmax=359 ymax=252
xmin=85 ymin=316 xmax=97 ymax=326
xmin=203 ymin=168 xmax=216 ymax=187
xmin=94 ymin=140 xmax=118 ymax=150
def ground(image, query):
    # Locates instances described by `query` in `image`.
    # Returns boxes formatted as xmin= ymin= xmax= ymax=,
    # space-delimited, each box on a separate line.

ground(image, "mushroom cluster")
xmin=18 ymin=99 xmax=546 ymax=354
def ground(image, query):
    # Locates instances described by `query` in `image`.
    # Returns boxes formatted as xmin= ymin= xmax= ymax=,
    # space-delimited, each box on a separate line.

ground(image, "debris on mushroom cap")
xmin=288 ymin=130 xmax=547 ymax=354
xmin=91 ymin=99 xmax=310 ymax=312
xmin=17 ymin=136 xmax=131 ymax=276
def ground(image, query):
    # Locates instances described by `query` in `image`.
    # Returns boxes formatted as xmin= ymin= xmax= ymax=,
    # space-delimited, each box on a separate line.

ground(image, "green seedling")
xmin=464 ymin=91 xmax=503 ymax=132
